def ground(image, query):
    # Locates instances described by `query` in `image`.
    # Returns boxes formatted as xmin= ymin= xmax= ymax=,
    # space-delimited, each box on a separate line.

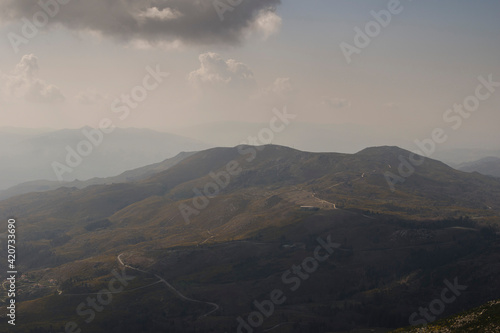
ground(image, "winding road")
xmin=117 ymin=253 xmax=219 ymax=318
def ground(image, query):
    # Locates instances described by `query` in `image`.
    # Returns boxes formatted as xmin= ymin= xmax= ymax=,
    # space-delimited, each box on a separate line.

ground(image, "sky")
xmin=0 ymin=0 xmax=499 ymax=150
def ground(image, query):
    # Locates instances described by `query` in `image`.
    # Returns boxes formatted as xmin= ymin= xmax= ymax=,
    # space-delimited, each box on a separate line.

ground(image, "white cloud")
xmin=269 ymin=77 xmax=294 ymax=96
xmin=253 ymin=77 xmax=296 ymax=102
xmin=251 ymin=10 xmax=282 ymax=39
xmin=128 ymin=38 xmax=183 ymax=51
xmin=0 ymin=54 xmax=64 ymax=104
xmin=138 ymin=7 xmax=183 ymax=21
xmin=188 ymin=52 xmax=255 ymax=88
xmin=24 ymin=81 xmax=65 ymax=104
xmin=14 ymin=54 xmax=38 ymax=78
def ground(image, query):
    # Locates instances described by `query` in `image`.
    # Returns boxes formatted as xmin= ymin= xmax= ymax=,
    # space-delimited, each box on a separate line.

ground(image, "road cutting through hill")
xmin=117 ymin=253 xmax=219 ymax=318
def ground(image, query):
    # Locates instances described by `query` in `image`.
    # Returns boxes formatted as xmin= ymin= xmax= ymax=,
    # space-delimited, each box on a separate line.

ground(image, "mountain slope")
xmin=392 ymin=299 xmax=500 ymax=332
xmin=0 ymin=144 xmax=498 ymax=269
xmin=1 ymin=145 xmax=499 ymax=237
xmin=1 ymin=145 xmax=500 ymax=333
xmin=140 ymin=145 xmax=500 ymax=221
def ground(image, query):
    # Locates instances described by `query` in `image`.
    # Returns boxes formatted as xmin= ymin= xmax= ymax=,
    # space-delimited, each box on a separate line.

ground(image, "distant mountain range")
xmin=456 ymin=156 xmax=500 ymax=178
xmin=0 ymin=127 xmax=209 ymax=190
xmin=0 ymin=151 xmax=195 ymax=201
xmin=432 ymin=148 xmax=500 ymax=166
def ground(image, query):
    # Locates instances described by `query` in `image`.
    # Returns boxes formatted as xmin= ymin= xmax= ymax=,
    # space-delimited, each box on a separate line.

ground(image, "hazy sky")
xmin=0 ymin=0 xmax=499 ymax=149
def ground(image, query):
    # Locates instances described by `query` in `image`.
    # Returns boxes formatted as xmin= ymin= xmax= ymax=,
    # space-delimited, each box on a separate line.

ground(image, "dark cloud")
xmin=0 ymin=0 xmax=281 ymax=46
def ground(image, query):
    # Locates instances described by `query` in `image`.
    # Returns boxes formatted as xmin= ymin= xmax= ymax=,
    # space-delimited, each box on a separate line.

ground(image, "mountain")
xmin=0 ymin=145 xmax=499 ymax=333
xmin=0 ymin=151 xmax=196 ymax=201
xmin=456 ymin=156 xmax=500 ymax=178
xmin=3 ymin=145 xmax=498 ymax=230
xmin=0 ymin=127 xmax=209 ymax=190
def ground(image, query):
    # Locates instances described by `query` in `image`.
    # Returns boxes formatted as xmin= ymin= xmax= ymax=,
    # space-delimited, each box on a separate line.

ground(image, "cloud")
xmin=268 ymin=77 xmax=294 ymax=96
xmin=251 ymin=9 xmax=282 ymax=39
xmin=0 ymin=54 xmax=65 ymax=104
xmin=188 ymin=52 xmax=255 ymax=89
xmin=14 ymin=53 xmax=38 ymax=77
xmin=0 ymin=0 xmax=282 ymax=47
xmin=253 ymin=77 xmax=296 ymax=103
xmin=138 ymin=7 xmax=183 ymax=21
xmin=75 ymin=89 xmax=107 ymax=105
xmin=127 ymin=38 xmax=183 ymax=51
xmin=323 ymin=97 xmax=351 ymax=109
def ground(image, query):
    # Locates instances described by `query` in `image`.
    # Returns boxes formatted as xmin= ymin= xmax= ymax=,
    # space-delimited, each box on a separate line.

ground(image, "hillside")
xmin=1 ymin=145 xmax=500 ymax=332
xmin=391 ymin=299 xmax=500 ymax=332
xmin=2 ymin=145 xmax=498 ymax=247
